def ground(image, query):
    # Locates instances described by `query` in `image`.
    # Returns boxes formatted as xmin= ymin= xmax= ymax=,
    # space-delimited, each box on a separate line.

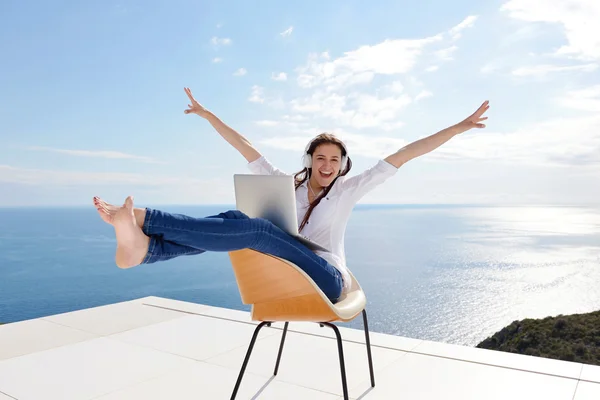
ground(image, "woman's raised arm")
xmin=384 ymin=100 xmax=490 ymax=168
xmin=184 ymin=87 xmax=262 ymax=163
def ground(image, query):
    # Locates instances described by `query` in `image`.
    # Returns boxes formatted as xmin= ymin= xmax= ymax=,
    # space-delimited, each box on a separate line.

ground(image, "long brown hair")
xmin=294 ymin=133 xmax=352 ymax=232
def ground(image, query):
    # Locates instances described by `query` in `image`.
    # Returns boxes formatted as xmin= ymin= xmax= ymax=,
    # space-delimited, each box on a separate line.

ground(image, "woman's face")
xmin=310 ymin=143 xmax=343 ymax=187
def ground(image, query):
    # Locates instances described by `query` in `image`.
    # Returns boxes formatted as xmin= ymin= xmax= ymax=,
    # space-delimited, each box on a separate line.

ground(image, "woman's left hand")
xmin=456 ymin=100 xmax=490 ymax=133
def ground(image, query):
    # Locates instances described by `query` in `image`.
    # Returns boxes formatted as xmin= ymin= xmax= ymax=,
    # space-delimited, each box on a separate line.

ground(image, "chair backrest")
xmin=228 ymin=249 xmax=344 ymax=322
xmin=228 ymin=248 xmax=318 ymax=304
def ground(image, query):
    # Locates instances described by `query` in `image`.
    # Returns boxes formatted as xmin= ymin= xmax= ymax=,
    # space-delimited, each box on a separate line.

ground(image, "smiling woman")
xmin=292 ymin=133 xmax=352 ymax=231
xmin=93 ymin=87 xmax=490 ymax=303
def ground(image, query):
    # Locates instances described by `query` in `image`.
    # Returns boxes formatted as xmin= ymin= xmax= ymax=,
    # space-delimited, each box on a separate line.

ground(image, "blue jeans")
xmin=140 ymin=208 xmax=343 ymax=303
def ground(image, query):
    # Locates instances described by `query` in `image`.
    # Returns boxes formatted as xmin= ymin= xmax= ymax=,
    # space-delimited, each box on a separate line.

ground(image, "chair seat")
xmin=228 ymin=248 xmax=367 ymax=322
xmin=331 ymin=287 xmax=367 ymax=321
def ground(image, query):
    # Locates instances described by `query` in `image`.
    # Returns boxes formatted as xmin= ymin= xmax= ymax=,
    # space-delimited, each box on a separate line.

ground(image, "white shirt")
xmin=247 ymin=156 xmax=399 ymax=293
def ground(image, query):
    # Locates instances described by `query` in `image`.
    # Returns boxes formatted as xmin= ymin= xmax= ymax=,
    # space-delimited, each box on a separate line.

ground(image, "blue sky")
xmin=1 ymin=0 xmax=599 ymax=207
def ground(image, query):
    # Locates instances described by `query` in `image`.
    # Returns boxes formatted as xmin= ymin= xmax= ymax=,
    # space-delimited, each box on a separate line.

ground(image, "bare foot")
xmin=93 ymin=196 xmax=146 ymax=228
xmin=112 ymin=196 xmax=150 ymax=269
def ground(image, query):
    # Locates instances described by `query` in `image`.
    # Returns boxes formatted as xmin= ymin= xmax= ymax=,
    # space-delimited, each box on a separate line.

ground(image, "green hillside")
xmin=477 ymin=310 xmax=600 ymax=365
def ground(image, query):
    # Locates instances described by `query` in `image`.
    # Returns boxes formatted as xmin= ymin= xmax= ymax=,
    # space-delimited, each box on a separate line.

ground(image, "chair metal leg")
xmin=274 ymin=321 xmax=289 ymax=375
xmin=233 ymin=316 xmax=370 ymax=400
xmin=362 ymin=309 xmax=375 ymax=387
xmin=231 ymin=321 xmax=271 ymax=400
xmin=320 ymin=322 xmax=349 ymax=400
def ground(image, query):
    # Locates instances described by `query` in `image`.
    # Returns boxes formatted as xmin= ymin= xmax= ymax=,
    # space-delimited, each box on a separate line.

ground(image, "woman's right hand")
xmin=184 ymin=87 xmax=210 ymax=118
xmin=184 ymin=86 xmax=262 ymax=162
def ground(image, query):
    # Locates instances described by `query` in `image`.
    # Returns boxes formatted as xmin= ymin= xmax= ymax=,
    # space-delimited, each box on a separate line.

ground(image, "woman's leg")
xmin=130 ymin=210 xmax=260 ymax=261
xmin=97 ymin=196 xmax=343 ymax=302
xmin=142 ymin=207 xmax=343 ymax=302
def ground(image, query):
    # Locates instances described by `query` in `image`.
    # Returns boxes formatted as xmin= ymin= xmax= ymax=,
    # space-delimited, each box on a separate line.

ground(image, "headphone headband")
xmin=302 ymin=135 xmax=349 ymax=170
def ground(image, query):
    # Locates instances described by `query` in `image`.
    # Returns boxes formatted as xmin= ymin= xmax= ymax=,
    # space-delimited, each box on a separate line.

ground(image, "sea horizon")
xmin=1 ymin=202 xmax=598 ymax=209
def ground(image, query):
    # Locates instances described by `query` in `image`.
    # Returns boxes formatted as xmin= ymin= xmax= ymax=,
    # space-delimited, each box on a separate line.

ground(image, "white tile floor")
xmin=110 ymin=314 xmax=278 ymax=361
xmin=0 ymin=337 xmax=198 ymax=400
xmin=410 ymin=337 xmax=585 ymax=379
xmin=581 ymin=363 xmax=600 ymax=383
xmin=44 ymin=300 xmax=187 ymax=336
xmin=573 ymin=381 xmax=600 ymax=400
xmin=94 ymin=363 xmax=340 ymax=400
xmin=206 ymin=328 xmax=405 ymax=397
xmin=357 ymin=351 xmax=578 ymax=399
xmin=0 ymin=319 xmax=95 ymax=361
xmin=0 ymin=296 xmax=597 ymax=400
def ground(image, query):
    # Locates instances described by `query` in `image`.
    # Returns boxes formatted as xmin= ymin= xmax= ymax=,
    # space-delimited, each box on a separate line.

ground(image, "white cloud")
xmin=290 ymin=91 xmax=346 ymax=115
xmin=212 ymin=57 xmax=223 ymax=63
xmin=299 ymin=69 xmax=375 ymax=92
xmin=252 ymin=116 xmax=308 ymax=133
xmin=511 ymin=63 xmax=598 ymax=76
xmin=245 ymin=85 xmax=285 ymax=108
xmin=501 ymin=0 xmax=600 ymax=60
xmin=480 ymin=63 xmax=501 ymax=74
xmin=271 ymin=72 xmax=287 ymax=81
xmin=435 ymin=45 xmax=458 ymax=61
xmin=425 ymin=65 xmax=440 ymax=72
xmin=254 ymin=120 xmax=280 ymax=127
xmin=0 ymin=165 xmax=208 ymax=186
xmin=556 ymin=84 xmax=600 ymax=112
xmin=210 ymin=36 xmax=232 ymax=47
xmin=449 ymin=15 xmax=479 ymax=40
xmin=248 ymin=85 xmax=265 ymax=103
xmin=267 ymin=97 xmax=286 ymax=109
xmin=382 ymin=81 xmax=404 ymax=94
xmin=255 ymin=18 xmax=478 ymax=138
xmin=25 ymin=146 xmax=165 ymax=164
xmin=282 ymin=114 xmax=309 ymax=122
xmin=337 ymin=131 xmax=408 ymax=158
xmin=429 ymin=114 xmax=600 ymax=168
xmin=280 ymin=26 xmax=293 ymax=37
xmin=233 ymin=67 xmax=247 ymax=76
xmin=259 ymin=135 xmax=313 ymax=153
xmin=351 ymin=94 xmax=412 ymax=129
xmin=415 ymin=90 xmax=433 ymax=101
xmin=290 ymin=91 xmax=412 ymax=130
xmin=422 ymin=85 xmax=600 ymax=168
xmin=407 ymin=76 xmax=425 ymax=87
xmin=295 ymin=35 xmax=443 ymax=91
xmin=260 ymin=130 xmax=408 ymax=159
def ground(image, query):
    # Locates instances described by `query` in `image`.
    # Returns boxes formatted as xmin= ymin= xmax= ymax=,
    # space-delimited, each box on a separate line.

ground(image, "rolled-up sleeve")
xmin=247 ymin=156 xmax=288 ymax=176
xmin=338 ymin=159 xmax=398 ymax=202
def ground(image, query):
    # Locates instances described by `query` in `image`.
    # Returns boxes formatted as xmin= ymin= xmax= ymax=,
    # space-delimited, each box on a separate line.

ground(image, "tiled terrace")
xmin=1 ymin=296 xmax=599 ymax=399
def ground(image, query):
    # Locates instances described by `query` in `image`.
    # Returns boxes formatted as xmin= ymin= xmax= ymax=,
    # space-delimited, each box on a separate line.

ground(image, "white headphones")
xmin=302 ymin=136 xmax=349 ymax=171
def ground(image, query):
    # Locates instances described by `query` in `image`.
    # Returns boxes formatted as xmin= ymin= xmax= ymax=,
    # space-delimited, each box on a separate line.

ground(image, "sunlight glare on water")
xmin=346 ymin=205 xmax=600 ymax=346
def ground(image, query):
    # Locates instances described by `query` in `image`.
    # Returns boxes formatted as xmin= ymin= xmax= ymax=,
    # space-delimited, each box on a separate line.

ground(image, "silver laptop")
xmin=233 ymin=174 xmax=330 ymax=252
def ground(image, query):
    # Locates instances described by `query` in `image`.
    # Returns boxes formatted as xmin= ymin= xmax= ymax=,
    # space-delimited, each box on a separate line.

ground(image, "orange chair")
xmin=228 ymin=248 xmax=375 ymax=400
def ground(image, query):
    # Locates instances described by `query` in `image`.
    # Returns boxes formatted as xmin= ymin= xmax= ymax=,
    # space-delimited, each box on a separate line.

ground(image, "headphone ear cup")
xmin=303 ymin=154 xmax=312 ymax=169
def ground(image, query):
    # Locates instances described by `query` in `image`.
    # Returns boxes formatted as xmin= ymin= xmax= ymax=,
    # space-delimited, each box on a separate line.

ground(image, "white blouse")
xmin=247 ymin=156 xmax=399 ymax=292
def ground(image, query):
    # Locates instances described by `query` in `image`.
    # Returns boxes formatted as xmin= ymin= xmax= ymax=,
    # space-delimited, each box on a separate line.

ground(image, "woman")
xmin=94 ymin=87 xmax=489 ymax=303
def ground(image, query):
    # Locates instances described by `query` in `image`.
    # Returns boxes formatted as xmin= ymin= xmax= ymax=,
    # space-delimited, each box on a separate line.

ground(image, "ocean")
xmin=1 ymin=204 xmax=599 ymax=347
